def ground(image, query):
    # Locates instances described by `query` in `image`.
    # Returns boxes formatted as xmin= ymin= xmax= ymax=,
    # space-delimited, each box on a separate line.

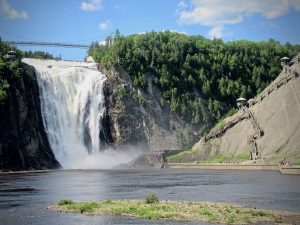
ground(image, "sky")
xmin=0 ymin=0 xmax=300 ymax=60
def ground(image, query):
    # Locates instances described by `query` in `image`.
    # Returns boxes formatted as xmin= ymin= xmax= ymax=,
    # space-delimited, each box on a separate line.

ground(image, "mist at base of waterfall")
xmin=63 ymin=149 xmax=143 ymax=170
xmin=22 ymin=58 xmax=141 ymax=170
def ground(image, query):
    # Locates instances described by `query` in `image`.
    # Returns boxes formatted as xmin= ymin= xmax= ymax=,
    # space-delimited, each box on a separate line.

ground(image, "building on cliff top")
xmin=236 ymin=97 xmax=247 ymax=108
xmin=280 ymin=56 xmax=290 ymax=67
xmin=3 ymin=50 xmax=16 ymax=61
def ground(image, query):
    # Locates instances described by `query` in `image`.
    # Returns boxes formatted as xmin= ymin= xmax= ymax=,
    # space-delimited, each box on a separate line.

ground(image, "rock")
xmin=117 ymin=154 xmax=164 ymax=169
xmin=100 ymin=65 xmax=207 ymax=152
xmin=0 ymin=63 xmax=60 ymax=171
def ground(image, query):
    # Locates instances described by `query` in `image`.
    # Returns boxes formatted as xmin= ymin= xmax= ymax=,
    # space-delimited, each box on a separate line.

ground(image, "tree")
xmin=88 ymin=31 xmax=298 ymax=123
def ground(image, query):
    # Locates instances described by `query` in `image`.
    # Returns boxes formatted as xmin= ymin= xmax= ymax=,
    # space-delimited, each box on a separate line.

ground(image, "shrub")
xmin=250 ymin=210 xmax=269 ymax=217
xmin=117 ymin=86 xmax=127 ymax=98
xmin=225 ymin=108 xmax=238 ymax=117
xmin=0 ymin=89 xmax=7 ymax=105
xmin=58 ymin=199 xmax=74 ymax=205
xmin=79 ymin=202 xmax=99 ymax=213
xmin=104 ymin=199 xmax=112 ymax=204
xmin=226 ymin=215 xmax=235 ymax=224
xmin=137 ymin=95 xmax=145 ymax=107
xmin=144 ymin=193 xmax=159 ymax=204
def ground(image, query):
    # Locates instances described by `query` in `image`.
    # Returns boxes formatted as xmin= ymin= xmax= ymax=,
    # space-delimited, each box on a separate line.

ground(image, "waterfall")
xmin=22 ymin=58 xmax=118 ymax=169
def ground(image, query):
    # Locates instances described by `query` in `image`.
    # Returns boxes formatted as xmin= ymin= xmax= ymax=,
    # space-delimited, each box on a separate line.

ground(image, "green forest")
xmin=1 ymin=33 xmax=300 ymax=125
xmin=0 ymin=39 xmax=22 ymax=105
xmin=88 ymin=31 xmax=300 ymax=123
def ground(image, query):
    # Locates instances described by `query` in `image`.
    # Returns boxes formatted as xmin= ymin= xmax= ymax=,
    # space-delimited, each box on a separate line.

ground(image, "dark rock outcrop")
xmin=0 ymin=63 xmax=60 ymax=171
xmin=100 ymin=65 xmax=209 ymax=152
xmin=117 ymin=154 xmax=164 ymax=169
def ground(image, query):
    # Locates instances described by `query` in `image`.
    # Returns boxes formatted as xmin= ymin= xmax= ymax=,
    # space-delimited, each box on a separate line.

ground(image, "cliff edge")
xmin=101 ymin=65 xmax=209 ymax=151
xmin=0 ymin=63 xmax=60 ymax=171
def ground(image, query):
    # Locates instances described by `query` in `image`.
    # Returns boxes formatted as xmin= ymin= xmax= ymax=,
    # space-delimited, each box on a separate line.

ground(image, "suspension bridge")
xmin=4 ymin=41 xmax=90 ymax=49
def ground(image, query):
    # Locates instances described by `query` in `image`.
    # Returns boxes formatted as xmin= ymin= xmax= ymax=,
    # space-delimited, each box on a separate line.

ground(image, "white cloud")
xmin=166 ymin=29 xmax=188 ymax=35
xmin=177 ymin=0 xmax=300 ymax=38
xmin=99 ymin=20 xmax=112 ymax=30
xmin=289 ymin=0 xmax=300 ymax=10
xmin=178 ymin=1 xmax=188 ymax=10
xmin=80 ymin=0 xmax=102 ymax=12
xmin=0 ymin=0 xmax=28 ymax=20
xmin=137 ymin=30 xmax=187 ymax=36
xmin=208 ymin=25 xmax=224 ymax=39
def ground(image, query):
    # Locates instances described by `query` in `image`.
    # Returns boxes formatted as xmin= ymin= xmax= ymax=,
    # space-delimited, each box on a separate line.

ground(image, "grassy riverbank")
xmin=165 ymin=163 xmax=300 ymax=174
xmin=49 ymin=197 xmax=286 ymax=224
xmin=166 ymin=153 xmax=250 ymax=164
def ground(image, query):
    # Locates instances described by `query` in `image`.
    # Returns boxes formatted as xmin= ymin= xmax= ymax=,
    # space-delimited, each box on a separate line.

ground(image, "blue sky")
xmin=1 ymin=0 xmax=300 ymax=60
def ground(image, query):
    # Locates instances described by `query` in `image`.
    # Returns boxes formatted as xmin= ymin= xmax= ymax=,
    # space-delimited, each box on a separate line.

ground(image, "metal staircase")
xmin=242 ymin=106 xmax=264 ymax=160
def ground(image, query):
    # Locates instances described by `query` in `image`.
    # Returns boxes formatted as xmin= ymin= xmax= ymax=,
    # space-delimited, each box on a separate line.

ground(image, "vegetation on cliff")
xmin=23 ymin=50 xmax=61 ymax=60
xmin=0 ymin=38 xmax=60 ymax=170
xmin=0 ymin=50 xmax=23 ymax=105
xmin=51 ymin=196 xmax=284 ymax=224
xmin=89 ymin=31 xmax=300 ymax=123
xmin=0 ymin=38 xmax=58 ymax=105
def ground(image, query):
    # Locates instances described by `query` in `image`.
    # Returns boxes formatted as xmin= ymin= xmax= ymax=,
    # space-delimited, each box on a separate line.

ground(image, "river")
xmin=0 ymin=169 xmax=300 ymax=225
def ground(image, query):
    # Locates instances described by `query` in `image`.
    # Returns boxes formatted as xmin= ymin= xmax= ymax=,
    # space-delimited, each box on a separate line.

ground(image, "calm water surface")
xmin=0 ymin=169 xmax=299 ymax=225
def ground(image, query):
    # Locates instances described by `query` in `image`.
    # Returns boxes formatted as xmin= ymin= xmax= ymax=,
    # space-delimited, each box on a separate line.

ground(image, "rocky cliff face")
xmin=0 ymin=63 xmax=60 ymax=171
xmin=178 ymin=54 xmax=300 ymax=164
xmin=101 ymin=65 xmax=208 ymax=152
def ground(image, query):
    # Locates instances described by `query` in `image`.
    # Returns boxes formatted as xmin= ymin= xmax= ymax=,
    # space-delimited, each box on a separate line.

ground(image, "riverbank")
xmin=165 ymin=163 xmax=300 ymax=174
xmin=1 ymin=164 xmax=300 ymax=175
xmin=0 ymin=163 xmax=300 ymax=176
xmin=0 ymin=169 xmax=58 ymax=175
xmin=49 ymin=198 xmax=300 ymax=224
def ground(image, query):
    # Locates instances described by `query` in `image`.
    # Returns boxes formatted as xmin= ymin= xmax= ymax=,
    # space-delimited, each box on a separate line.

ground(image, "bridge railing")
xmin=4 ymin=41 xmax=89 ymax=49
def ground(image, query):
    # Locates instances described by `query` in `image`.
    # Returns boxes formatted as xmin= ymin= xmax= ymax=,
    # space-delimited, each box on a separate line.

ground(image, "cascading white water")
xmin=22 ymin=58 xmax=136 ymax=169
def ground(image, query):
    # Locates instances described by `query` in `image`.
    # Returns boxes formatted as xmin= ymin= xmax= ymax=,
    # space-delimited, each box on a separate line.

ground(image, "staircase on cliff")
xmin=186 ymin=53 xmax=300 ymax=164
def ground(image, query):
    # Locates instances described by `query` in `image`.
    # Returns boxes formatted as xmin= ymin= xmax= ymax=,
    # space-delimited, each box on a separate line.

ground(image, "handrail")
xmin=204 ymin=53 xmax=300 ymax=142
xmin=4 ymin=41 xmax=89 ymax=49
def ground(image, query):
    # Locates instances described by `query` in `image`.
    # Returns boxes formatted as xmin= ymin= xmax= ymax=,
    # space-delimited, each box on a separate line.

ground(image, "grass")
xmin=213 ymin=119 xmax=227 ymax=130
xmin=58 ymin=199 xmax=75 ymax=205
xmin=203 ymin=155 xmax=232 ymax=163
xmin=237 ymin=154 xmax=251 ymax=161
xmin=57 ymin=201 xmax=100 ymax=213
xmin=212 ymin=108 xmax=238 ymax=130
xmin=198 ymin=154 xmax=250 ymax=164
xmin=167 ymin=153 xmax=250 ymax=164
xmin=166 ymin=149 xmax=196 ymax=162
xmin=292 ymin=161 xmax=300 ymax=166
xmin=51 ymin=198 xmax=283 ymax=224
